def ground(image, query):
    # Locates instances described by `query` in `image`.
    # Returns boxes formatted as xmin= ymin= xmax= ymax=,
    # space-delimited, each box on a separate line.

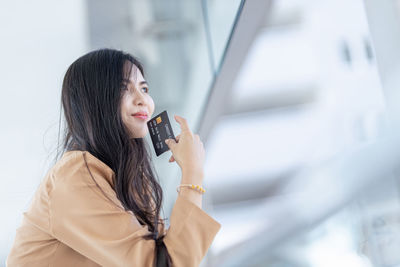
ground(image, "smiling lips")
xmin=132 ymin=112 xmax=148 ymax=120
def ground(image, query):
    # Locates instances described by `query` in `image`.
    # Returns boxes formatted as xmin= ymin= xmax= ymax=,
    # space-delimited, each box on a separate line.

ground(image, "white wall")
xmin=0 ymin=0 xmax=88 ymax=263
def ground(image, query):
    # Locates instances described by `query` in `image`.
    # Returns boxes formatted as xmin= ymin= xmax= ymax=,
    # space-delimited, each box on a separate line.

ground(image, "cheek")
xmin=120 ymin=99 xmax=129 ymax=120
xmin=148 ymin=97 xmax=155 ymax=113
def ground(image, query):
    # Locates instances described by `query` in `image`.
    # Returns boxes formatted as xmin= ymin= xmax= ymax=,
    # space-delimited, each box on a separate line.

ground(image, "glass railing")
xmin=86 ymin=0 xmax=245 ymax=219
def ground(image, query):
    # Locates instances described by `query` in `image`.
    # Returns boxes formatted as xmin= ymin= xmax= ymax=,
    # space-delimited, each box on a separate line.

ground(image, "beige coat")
xmin=6 ymin=150 xmax=221 ymax=266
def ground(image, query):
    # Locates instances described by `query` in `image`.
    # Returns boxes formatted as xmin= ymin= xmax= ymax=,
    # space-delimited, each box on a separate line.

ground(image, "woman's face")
xmin=120 ymin=62 xmax=155 ymax=139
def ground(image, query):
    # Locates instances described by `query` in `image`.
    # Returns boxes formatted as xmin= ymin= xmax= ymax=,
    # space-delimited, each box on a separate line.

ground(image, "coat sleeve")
xmin=48 ymin=163 xmax=221 ymax=267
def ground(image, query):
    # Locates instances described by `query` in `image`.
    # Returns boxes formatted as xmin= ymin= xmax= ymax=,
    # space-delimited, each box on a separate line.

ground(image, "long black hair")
xmin=54 ymin=48 xmax=172 ymax=266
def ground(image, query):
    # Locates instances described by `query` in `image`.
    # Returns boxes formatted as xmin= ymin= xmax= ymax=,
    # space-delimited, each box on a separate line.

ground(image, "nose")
xmin=133 ymin=88 xmax=147 ymax=106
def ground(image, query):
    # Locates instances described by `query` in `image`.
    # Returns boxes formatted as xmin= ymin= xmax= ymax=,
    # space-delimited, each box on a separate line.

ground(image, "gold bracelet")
xmin=176 ymin=184 xmax=206 ymax=194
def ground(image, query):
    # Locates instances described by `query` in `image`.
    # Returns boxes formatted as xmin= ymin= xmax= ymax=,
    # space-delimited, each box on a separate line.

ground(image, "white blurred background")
xmin=2 ymin=0 xmax=400 ymax=266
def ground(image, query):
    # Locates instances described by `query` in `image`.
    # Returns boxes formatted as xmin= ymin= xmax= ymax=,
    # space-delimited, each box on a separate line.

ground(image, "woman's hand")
xmin=165 ymin=115 xmax=205 ymax=184
xmin=167 ymin=134 xmax=180 ymax=163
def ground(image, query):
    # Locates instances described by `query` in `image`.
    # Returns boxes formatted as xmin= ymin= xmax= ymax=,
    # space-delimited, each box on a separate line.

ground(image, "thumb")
xmin=165 ymin=139 xmax=176 ymax=150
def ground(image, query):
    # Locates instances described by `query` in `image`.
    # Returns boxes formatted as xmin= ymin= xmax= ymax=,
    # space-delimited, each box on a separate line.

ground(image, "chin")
xmin=128 ymin=126 xmax=147 ymax=139
xmin=131 ymin=132 xmax=147 ymax=139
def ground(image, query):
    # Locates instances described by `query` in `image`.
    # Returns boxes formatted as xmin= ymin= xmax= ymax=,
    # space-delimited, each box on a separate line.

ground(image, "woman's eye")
xmin=142 ymin=87 xmax=149 ymax=93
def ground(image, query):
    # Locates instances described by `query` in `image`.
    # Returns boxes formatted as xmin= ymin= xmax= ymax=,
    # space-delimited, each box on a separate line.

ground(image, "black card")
xmin=147 ymin=110 xmax=176 ymax=156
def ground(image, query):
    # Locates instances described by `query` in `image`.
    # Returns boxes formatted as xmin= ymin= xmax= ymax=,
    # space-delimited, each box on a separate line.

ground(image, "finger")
xmin=166 ymin=135 xmax=180 ymax=149
xmin=196 ymin=135 xmax=203 ymax=146
xmin=174 ymin=115 xmax=191 ymax=133
xmin=165 ymin=138 xmax=176 ymax=150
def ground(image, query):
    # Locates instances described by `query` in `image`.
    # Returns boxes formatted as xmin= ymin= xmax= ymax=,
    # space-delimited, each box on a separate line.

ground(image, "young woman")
xmin=6 ymin=48 xmax=221 ymax=267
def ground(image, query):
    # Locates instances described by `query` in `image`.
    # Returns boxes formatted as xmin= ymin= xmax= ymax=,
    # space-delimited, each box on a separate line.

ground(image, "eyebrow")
xmin=122 ymin=79 xmax=148 ymax=86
